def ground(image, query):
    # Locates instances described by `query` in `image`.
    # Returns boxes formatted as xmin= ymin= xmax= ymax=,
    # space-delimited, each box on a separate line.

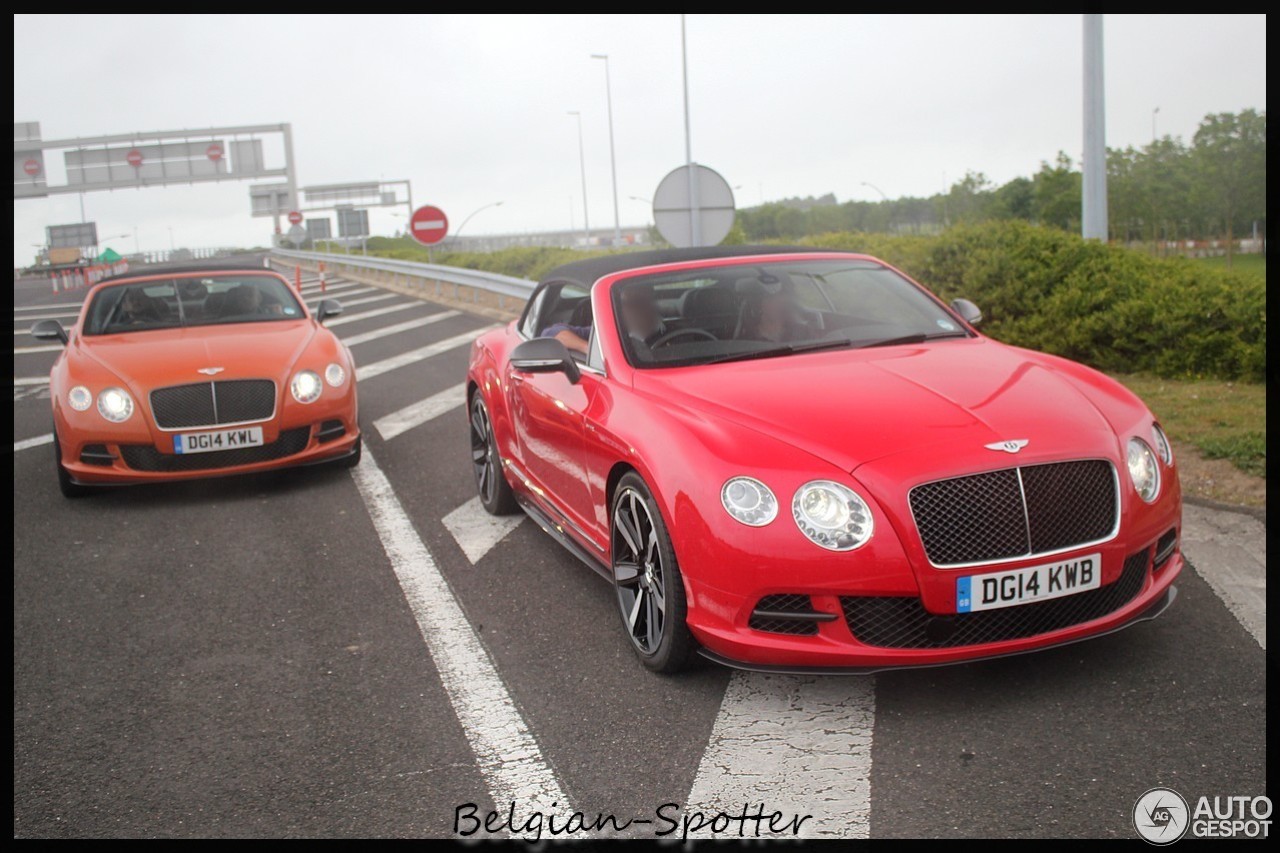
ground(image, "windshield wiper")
xmin=704 ymin=338 xmax=855 ymax=365
xmin=856 ymin=331 xmax=970 ymax=349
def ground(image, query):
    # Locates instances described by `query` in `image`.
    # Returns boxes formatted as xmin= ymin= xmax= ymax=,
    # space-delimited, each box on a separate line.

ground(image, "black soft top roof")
xmin=540 ymin=244 xmax=859 ymax=287
xmin=97 ymin=260 xmax=275 ymax=286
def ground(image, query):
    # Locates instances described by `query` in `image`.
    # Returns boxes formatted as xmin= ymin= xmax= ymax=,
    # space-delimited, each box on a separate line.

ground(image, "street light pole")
xmin=452 ymin=201 xmax=505 ymax=247
xmin=1152 ymin=106 xmax=1160 ymax=142
xmin=861 ymin=181 xmax=889 ymax=202
xmin=568 ymin=111 xmax=591 ymax=245
xmin=591 ymin=54 xmax=622 ymax=246
xmin=1081 ymin=13 xmax=1108 ymax=241
xmin=681 ymin=15 xmax=701 ymax=246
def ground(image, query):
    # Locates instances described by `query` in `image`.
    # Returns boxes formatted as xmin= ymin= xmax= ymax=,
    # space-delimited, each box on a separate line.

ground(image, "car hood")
xmin=633 ymin=338 xmax=1121 ymax=473
xmin=74 ymin=321 xmax=316 ymax=388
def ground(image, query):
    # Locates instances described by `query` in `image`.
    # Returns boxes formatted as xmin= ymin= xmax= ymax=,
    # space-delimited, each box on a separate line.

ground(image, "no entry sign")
xmin=23 ymin=159 xmax=40 ymax=176
xmin=126 ymin=149 xmax=144 ymax=168
xmin=287 ymin=210 xmax=304 ymax=226
xmin=206 ymin=143 xmax=224 ymax=161
xmin=409 ymin=205 xmax=449 ymax=246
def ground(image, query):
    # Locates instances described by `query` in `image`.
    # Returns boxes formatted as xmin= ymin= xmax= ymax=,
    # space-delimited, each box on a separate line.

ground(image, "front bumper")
xmin=685 ymin=543 xmax=1183 ymax=672
xmin=57 ymin=415 xmax=360 ymax=485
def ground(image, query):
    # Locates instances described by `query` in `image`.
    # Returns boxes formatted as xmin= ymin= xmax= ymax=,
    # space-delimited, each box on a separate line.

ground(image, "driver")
xmin=736 ymin=279 xmax=812 ymax=343
xmin=117 ymin=288 xmax=163 ymax=325
xmin=539 ymin=320 xmax=591 ymax=354
xmin=619 ymin=283 xmax=667 ymax=346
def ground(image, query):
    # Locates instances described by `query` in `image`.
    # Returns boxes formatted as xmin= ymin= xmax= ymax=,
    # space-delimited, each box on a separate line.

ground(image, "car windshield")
xmin=612 ymin=259 xmax=971 ymax=368
xmin=83 ymin=275 xmax=305 ymax=336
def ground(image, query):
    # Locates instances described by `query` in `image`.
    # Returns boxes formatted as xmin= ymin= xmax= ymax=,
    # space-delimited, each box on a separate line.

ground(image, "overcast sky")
xmin=12 ymin=14 xmax=1267 ymax=265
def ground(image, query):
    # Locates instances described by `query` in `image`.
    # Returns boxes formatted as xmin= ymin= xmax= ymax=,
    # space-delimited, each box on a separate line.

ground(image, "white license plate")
xmin=957 ymin=553 xmax=1102 ymax=613
xmin=173 ymin=426 xmax=264 ymax=455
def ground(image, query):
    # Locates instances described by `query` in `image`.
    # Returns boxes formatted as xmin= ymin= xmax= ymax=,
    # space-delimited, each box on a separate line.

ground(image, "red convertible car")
xmin=466 ymin=247 xmax=1182 ymax=673
xmin=32 ymin=263 xmax=361 ymax=498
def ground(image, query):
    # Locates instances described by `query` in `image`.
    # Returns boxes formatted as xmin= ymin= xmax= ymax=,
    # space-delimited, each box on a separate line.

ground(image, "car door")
xmin=505 ymin=284 xmax=598 ymax=541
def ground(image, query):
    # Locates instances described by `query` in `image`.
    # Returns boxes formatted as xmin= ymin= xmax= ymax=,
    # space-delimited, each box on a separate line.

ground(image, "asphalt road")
xmin=11 ymin=259 xmax=1267 ymax=839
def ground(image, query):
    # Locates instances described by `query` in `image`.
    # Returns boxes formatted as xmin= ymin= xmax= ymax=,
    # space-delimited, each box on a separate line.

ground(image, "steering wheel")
xmin=649 ymin=328 xmax=717 ymax=348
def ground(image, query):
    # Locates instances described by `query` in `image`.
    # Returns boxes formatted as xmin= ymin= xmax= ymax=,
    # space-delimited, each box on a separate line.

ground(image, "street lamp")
xmin=452 ymin=201 xmax=505 ymax=248
xmin=590 ymin=54 xmax=622 ymax=246
xmin=567 ymin=111 xmax=591 ymax=245
xmin=1152 ymin=106 xmax=1160 ymax=142
xmin=861 ymin=182 xmax=889 ymax=202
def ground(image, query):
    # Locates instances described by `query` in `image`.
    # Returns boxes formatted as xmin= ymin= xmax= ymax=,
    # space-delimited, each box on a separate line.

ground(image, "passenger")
xmin=225 ymin=285 xmax=282 ymax=317
xmin=737 ymin=282 xmax=812 ymax=343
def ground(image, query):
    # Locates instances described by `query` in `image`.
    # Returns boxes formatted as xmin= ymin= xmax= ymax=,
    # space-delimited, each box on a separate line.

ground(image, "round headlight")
xmin=324 ymin=362 xmax=347 ymax=388
xmin=792 ymin=480 xmax=874 ymax=551
xmin=1127 ymin=437 xmax=1160 ymax=503
xmin=1151 ymin=422 xmax=1173 ymax=466
xmin=721 ymin=477 xmax=778 ymax=526
xmin=68 ymin=385 xmax=92 ymax=412
xmin=96 ymin=387 xmax=134 ymax=422
xmin=291 ymin=370 xmax=322 ymax=404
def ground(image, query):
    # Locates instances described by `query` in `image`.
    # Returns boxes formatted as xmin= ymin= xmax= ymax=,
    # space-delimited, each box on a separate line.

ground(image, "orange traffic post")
xmin=319 ymin=260 xmax=326 ymax=293
xmin=295 ymin=264 xmax=302 ymax=292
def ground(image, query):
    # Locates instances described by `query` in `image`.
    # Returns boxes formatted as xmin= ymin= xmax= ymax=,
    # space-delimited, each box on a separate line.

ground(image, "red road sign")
xmin=23 ymin=159 xmax=40 ymax=176
xmin=409 ymin=205 xmax=449 ymax=245
xmin=206 ymin=142 xmax=224 ymax=161
xmin=287 ymin=210 xmax=303 ymax=226
xmin=126 ymin=149 xmax=144 ymax=168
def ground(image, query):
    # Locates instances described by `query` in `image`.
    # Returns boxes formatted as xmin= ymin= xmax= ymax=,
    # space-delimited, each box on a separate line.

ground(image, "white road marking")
xmin=340 ymin=311 xmax=461 ymax=347
xmin=443 ymin=496 xmax=527 ymax=565
xmin=350 ymin=449 xmax=570 ymax=819
xmin=14 ymin=377 xmax=50 ymax=386
xmin=1181 ymin=504 xmax=1266 ymax=649
xmin=310 ymin=292 xmax=397 ymax=310
xmin=13 ymin=302 xmax=87 ymax=312
xmin=14 ymin=344 xmax=63 ymax=355
xmin=301 ymin=281 xmax=365 ymax=295
xmin=357 ymin=327 xmax=497 ymax=382
xmin=13 ymin=433 xmax=54 ymax=453
xmin=374 ymin=381 xmax=467 ymax=441
xmin=323 ymin=301 xmax=427 ymax=329
xmin=11 ymin=311 xmax=79 ymax=322
xmin=306 ymin=286 xmax=378 ymax=302
xmin=686 ymin=672 xmax=875 ymax=839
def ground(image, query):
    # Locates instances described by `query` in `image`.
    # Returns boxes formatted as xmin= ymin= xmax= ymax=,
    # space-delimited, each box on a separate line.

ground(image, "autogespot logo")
xmin=1134 ymin=787 xmax=1190 ymax=845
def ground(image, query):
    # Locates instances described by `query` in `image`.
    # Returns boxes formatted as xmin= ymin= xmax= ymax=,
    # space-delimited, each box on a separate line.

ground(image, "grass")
xmin=1192 ymin=252 xmax=1266 ymax=283
xmin=1113 ymin=374 xmax=1266 ymax=478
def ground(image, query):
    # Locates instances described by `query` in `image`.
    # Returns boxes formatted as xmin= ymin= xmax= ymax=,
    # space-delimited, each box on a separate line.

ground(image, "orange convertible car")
xmin=31 ymin=263 xmax=361 ymax=497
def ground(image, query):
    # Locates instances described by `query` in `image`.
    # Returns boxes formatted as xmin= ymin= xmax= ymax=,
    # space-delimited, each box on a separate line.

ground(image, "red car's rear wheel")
xmin=610 ymin=473 xmax=695 ymax=673
xmin=469 ymin=393 xmax=518 ymax=515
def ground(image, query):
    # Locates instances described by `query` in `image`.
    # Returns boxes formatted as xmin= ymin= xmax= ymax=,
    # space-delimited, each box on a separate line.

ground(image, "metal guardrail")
xmin=270 ymin=248 xmax=536 ymax=307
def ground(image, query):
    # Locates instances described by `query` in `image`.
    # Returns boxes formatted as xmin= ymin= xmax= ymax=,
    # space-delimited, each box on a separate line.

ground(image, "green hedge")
xmin=800 ymin=222 xmax=1264 ymax=381
xmin=344 ymin=223 xmax=1265 ymax=381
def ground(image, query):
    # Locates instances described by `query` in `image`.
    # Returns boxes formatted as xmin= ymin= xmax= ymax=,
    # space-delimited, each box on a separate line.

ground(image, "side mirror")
xmin=510 ymin=336 xmax=581 ymax=384
xmin=950 ymin=298 xmax=983 ymax=328
xmin=315 ymin=299 xmax=343 ymax=324
xmin=31 ymin=319 xmax=69 ymax=345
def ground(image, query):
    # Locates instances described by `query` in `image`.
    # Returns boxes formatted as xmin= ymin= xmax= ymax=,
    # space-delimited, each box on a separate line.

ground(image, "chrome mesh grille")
xmin=909 ymin=460 xmax=1117 ymax=566
xmin=150 ymin=380 xmax=275 ymax=429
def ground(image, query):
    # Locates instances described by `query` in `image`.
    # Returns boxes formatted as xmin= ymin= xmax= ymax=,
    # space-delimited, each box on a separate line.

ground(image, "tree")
xmin=1191 ymin=109 xmax=1267 ymax=265
xmin=1031 ymin=153 xmax=1082 ymax=232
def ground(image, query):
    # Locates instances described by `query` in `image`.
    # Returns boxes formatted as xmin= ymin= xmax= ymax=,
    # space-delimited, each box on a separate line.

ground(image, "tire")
xmin=610 ymin=472 xmax=696 ymax=673
xmin=469 ymin=393 xmax=518 ymax=515
xmin=53 ymin=430 xmax=91 ymax=499
xmin=337 ymin=434 xmax=362 ymax=469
